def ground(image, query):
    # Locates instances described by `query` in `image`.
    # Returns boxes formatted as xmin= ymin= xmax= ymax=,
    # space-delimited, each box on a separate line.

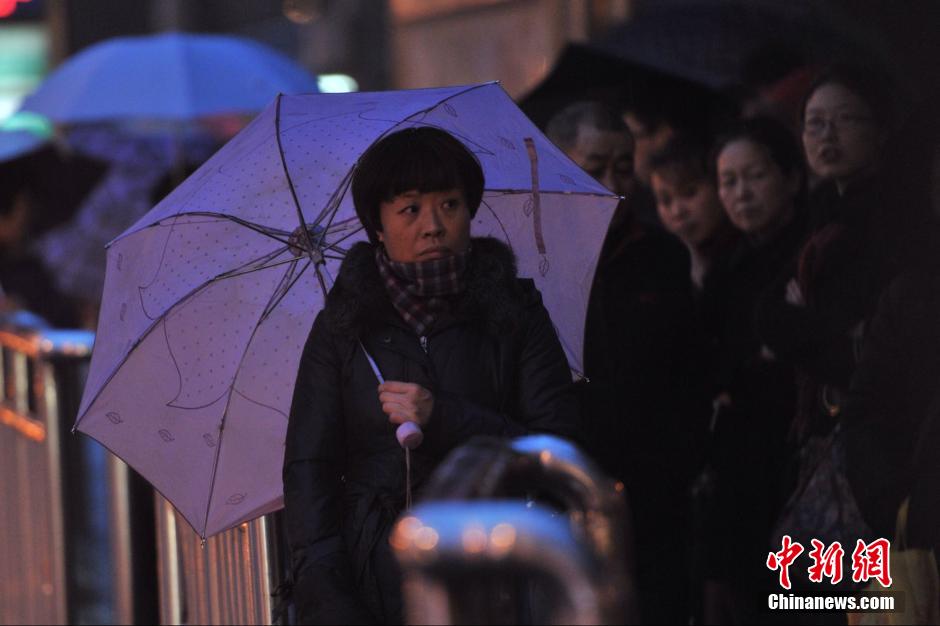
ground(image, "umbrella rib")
xmin=211 ymin=254 xmax=302 ymax=284
xmin=319 ymin=224 xmax=361 ymax=252
xmin=273 ymin=93 xmax=325 ymax=275
xmin=311 ymin=167 xmax=355 ymax=231
xmin=144 ymin=210 xmax=298 ymax=245
xmin=257 ymin=256 xmax=312 ymax=324
xmin=139 ymin=245 xmax=290 ymax=322
xmin=200 ymin=257 xmax=314 ymax=535
xmin=271 ymin=96 xmax=363 ymax=265
xmin=75 ymin=246 xmax=300 ymax=431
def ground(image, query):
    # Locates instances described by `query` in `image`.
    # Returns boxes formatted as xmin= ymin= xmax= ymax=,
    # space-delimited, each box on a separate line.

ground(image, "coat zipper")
xmin=419 ymin=335 xmax=429 ymax=354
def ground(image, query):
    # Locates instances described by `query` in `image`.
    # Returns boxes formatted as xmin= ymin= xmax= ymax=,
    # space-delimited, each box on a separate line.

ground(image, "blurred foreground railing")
xmin=393 ymin=435 xmax=639 ymax=625
xmin=0 ymin=313 xmax=156 ymax=625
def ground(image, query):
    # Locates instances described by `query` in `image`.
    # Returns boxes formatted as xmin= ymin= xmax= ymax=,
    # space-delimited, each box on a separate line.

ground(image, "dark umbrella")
xmin=519 ymin=42 xmax=728 ymax=133
xmin=521 ymin=1 xmax=881 ymax=133
xmin=596 ymin=0 xmax=869 ymax=91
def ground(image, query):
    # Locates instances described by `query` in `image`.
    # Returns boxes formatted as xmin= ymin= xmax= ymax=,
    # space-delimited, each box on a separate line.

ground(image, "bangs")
xmin=376 ymin=141 xmax=467 ymax=202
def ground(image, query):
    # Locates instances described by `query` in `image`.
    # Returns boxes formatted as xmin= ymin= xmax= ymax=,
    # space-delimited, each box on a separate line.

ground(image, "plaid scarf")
xmin=374 ymin=246 xmax=469 ymax=336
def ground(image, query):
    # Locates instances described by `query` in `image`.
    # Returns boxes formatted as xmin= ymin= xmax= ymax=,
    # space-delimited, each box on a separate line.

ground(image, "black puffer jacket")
xmin=283 ymin=237 xmax=579 ymax=625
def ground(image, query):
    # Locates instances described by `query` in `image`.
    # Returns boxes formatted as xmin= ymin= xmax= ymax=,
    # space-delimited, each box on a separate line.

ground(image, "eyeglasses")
xmin=803 ymin=112 xmax=874 ymax=137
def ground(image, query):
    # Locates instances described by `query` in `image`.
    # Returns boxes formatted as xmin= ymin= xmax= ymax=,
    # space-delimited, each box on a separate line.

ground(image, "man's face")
xmin=565 ymin=124 xmax=636 ymax=201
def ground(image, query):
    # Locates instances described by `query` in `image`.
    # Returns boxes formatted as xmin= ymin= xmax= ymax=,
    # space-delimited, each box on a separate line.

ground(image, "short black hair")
xmin=711 ymin=115 xmax=805 ymax=191
xmin=351 ymin=127 xmax=484 ymax=244
xmin=647 ymin=137 xmax=712 ymax=185
xmin=801 ymin=63 xmax=897 ymax=132
xmin=545 ymin=101 xmax=629 ymax=151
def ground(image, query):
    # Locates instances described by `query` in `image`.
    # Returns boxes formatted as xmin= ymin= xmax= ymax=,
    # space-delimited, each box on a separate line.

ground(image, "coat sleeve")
xmin=283 ymin=313 xmax=375 ymax=625
xmin=754 ymin=271 xmax=857 ymax=386
xmin=422 ymin=286 xmax=580 ymax=453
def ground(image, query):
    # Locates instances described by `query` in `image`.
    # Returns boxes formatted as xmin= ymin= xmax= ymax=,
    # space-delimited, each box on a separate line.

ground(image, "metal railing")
xmin=0 ymin=315 xmax=96 ymax=624
xmin=1 ymin=310 xmax=633 ymax=625
xmin=0 ymin=313 xmax=157 ymax=625
xmin=154 ymin=501 xmax=287 ymax=625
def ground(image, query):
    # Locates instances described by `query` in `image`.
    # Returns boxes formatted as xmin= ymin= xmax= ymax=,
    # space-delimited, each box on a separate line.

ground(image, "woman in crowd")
xmin=751 ymin=67 xmax=940 ymax=617
xmin=700 ymin=116 xmax=809 ymax=623
xmin=840 ymin=107 xmax=940 ymax=553
xmin=648 ymin=137 xmax=738 ymax=291
xmin=282 ymin=127 xmax=579 ymax=624
xmin=755 ymin=64 xmax=907 ymax=448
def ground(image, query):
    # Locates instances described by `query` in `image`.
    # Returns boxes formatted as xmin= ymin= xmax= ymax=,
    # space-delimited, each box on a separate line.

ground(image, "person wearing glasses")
xmin=753 ymin=63 xmax=936 ymax=578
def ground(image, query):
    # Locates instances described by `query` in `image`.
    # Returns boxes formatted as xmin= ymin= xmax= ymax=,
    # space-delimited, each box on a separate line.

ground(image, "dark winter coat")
xmin=283 ymin=237 xmax=579 ymax=625
xmin=843 ymin=262 xmax=940 ymax=542
xmin=581 ymin=216 xmax=706 ymax=625
xmin=755 ymin=177 xmax=912 ymax=438
xmin=698 ymin=212 xmax=807 ymax=584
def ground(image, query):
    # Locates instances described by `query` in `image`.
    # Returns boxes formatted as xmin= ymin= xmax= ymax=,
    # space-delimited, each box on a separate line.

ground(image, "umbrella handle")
xmin=360 ymin=341 xmax=424 ymax=449
xmin=396 ymin=421 xmax=424 ymax=449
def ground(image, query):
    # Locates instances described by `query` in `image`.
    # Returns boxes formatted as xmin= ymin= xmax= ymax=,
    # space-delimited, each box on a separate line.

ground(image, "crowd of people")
xmin=2 ymin=41 xmax=938 ymax=626
xmin=547 ymin=61 xmax=940 ymax=624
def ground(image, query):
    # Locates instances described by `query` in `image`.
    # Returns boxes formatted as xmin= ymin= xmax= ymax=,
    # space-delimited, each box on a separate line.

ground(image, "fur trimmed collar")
xmin=323 ymin=237 xmax=527 ymax=336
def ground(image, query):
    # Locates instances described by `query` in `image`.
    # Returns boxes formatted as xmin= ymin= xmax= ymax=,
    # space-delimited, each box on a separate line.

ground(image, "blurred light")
xmin=0 ymin=23 xmax=48 ymax=122
xmin=461 ymin=525 xmax=487 ymax=554
xmin=414 ymin=526 xmax=439 ymax=551
xmin=0 ymin=0 xmax=31 ymax=19
xmin=390 ymin=516 xmax=422 ymax=551
xmin=282 ymin=0 xmax=321 ymax=25
xmin=614 ymin=481 xmax=625 ymax=493
xmin=317 ymin=74 xmax=359 ymax=93
xmin=1 ymin=110 xmax=51 ymax=136
xmin=489 ymin=523 xmax=516 ymax=555
xmin=539 ymin=450 xmax=552 ymax=464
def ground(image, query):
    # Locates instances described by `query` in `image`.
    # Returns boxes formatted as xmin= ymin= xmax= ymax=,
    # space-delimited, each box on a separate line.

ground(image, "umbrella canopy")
xmin=20 ymin=31 xmax=319 ymax=123
xmin=519 ymin=42 xmax=726 ymax=132
xmin=0 ymin=129 xmax=46 ymax=163
xmin=74 ymin=83 xmax=618 ymax=538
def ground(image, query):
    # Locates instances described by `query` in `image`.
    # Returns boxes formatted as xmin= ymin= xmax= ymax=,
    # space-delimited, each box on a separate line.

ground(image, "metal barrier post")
xmin=0 ymin=323 xmax=93 ymax=624
xmin=154 ymin=498 xmax=288 ymax=625
xmin=392 ymin=434 xmax=638 ymax=625
xmin=0 ymin=317 xmax=159 ymax=625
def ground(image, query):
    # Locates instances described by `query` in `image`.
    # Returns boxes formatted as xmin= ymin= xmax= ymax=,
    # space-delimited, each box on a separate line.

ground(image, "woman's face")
xmin=802 ymin=82 xmax=882 ymax=185
xmin=717 ymin=138 xmax=797 ymax=238
xmin=652 ymin=167 xmax=726 ymax=248
xmin=377 ymin=188 xmax=471 ymax=263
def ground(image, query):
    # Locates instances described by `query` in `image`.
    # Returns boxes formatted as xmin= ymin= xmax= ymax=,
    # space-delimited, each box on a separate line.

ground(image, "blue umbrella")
xmin=0 ymin=111 xmax=53 ymax=162
xmin=20 ymin=31 xmax=319 ymax=122
xmin=0 ymin=129 xmax=46 ymax=163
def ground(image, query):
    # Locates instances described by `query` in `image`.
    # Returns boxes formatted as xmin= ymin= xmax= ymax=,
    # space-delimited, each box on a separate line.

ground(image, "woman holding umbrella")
xmin=283 ymin=127 xmax=580 ymax=624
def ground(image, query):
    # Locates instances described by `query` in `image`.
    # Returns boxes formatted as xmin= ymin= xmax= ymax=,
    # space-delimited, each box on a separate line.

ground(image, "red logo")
xmin=851 ymin=538 xmax=892 ymax=587
xmin=807 ymin=539 xmax=845 ymax=584
xmin=767 ymin=535 xmax=805 ymax=590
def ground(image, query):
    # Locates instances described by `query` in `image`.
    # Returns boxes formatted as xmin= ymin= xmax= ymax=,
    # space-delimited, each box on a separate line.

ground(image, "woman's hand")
xmin=378 ymin=381 xmax=434 ymax=428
